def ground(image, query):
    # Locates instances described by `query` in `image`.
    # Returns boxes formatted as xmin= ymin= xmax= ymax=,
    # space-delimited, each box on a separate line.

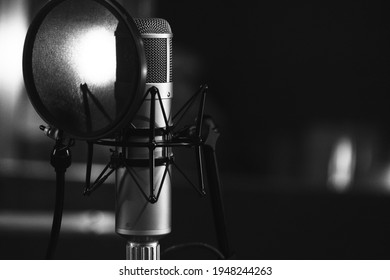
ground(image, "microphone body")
xmin=115 ymin=18 xmax=173 ymax=260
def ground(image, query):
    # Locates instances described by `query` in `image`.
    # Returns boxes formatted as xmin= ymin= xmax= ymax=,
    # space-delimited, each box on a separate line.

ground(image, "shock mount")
xmin=42 ymin=84 xmax=232 ymax=259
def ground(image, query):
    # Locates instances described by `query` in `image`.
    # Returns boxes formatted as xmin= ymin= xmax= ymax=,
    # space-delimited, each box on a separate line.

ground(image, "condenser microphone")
xmin=115 ymin=18 xmax=173 ymax=260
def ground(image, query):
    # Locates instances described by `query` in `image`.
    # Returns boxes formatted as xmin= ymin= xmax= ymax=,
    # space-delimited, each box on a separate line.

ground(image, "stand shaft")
xmin=203 ymin=145 xmax=231 ymax=259
xmin=127 ymin=241 xmax=160 ymax=260
xmin=46 ymin=171 xmax=65 ymax=259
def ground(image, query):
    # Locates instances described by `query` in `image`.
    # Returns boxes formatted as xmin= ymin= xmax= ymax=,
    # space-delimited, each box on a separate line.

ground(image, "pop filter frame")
xmin=23 ymin=0 xmax=146 ymax=140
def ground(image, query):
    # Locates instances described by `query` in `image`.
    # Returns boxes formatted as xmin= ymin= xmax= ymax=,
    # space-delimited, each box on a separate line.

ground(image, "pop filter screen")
xmin=23 ymin=0 xmax=146 ymax=140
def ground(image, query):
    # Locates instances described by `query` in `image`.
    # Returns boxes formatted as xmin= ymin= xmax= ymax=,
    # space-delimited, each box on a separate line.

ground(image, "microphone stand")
xmin=202 ymin=116 xmax=232 ymax=259
xmin=40 ymin=127 xmax=73 ymax=259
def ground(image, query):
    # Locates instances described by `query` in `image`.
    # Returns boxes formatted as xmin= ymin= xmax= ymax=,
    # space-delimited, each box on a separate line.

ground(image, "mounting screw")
xmin=149 ymin=196 xmax=158 ymax=204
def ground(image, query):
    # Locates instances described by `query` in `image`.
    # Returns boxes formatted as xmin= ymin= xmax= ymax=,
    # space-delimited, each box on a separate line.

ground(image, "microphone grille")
xmin=134 ymin=18 xmax=173 ymax=83
xmin=134 ymin=18 xmax=172 ymax=35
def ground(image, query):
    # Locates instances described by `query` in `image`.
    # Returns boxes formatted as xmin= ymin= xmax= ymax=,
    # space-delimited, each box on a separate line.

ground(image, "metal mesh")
xmin=169 ymin=38 xmax=172 ymax=82
xmin=134 ymin=18 xmax=172 ymax=34
xmin=143 ymin=38 xmax=167 ymax=83
xmin=134 ymin=18 xmax=172 ymax=83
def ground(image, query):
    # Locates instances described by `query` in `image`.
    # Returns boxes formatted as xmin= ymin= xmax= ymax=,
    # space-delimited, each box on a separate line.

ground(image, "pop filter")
xmin=23 ymin=0 xmax=146 ymax=140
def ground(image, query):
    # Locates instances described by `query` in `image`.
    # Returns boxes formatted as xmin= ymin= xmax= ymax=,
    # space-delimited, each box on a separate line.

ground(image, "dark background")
xmin=1 ymin=0 xmax=390 ymax=259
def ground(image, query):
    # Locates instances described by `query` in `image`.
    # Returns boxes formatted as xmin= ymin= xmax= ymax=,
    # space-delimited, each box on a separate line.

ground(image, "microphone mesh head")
xmin=134 ymin=18 xmax=172 ymax=83
xmin=134 ymin=18 xmax=172 ymax=34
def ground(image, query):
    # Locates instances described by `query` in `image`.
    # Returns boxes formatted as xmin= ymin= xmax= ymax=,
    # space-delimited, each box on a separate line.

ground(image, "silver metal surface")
xmin=115 ymin=164 xmax=171 ymax=237
xmin=143 ymin=82 xmax=173 ymax=99
xmin=127 ymin=241 xmax=160 ymax=260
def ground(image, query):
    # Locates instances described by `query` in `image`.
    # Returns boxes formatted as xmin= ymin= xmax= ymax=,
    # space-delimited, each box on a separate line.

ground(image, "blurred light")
xmin=62 ymin=211 xmax=115 ymax=235
xmin=328 ymin=136 xmax=356 ymax=192
xmin=72 ymin=27 xmax=116 ymax=86
xmin=0 ymin=0 xmax=28 ymax=158
xmin=0 ymin=158 xmax=114 ymax=183
xmin=0 ymin=210 xmax=115 ymax=235
xmin=0 ymin=0 xmax=28 ymax=98
xmin=379 ymin=165 xmax=390 ymax=192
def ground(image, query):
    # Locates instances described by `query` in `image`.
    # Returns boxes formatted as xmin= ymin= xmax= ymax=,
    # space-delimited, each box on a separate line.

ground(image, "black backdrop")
xmin=157 ymin=0 xmax=390 ymax=175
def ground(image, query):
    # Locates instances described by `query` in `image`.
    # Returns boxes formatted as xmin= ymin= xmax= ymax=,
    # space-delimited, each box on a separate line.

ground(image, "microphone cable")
xmin=162 ymin=242 xmax=225 ymax=260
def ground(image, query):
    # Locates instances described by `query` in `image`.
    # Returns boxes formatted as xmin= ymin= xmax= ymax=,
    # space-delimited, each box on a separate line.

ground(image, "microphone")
xmin=115 ymin=18 xmax=173 ymax=260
